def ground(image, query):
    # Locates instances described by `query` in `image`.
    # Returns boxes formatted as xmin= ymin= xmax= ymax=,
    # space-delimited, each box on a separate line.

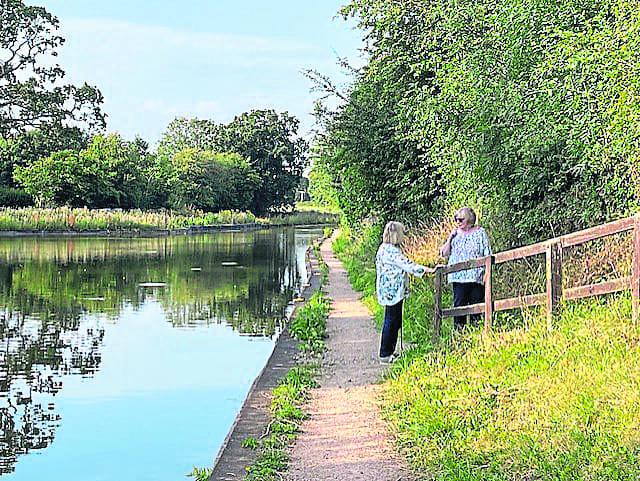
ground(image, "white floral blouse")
xmin=446 ymin=227 xmax=492 ymax=284
xmin=376 ymin=243 xmax=425 ymax=306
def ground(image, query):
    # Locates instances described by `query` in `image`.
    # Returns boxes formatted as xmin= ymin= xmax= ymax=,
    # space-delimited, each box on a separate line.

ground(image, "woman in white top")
xmin=376 ymin=221 xmax=432 ymax=363
xmin=439 ymin=207 xmax=492 ymax=329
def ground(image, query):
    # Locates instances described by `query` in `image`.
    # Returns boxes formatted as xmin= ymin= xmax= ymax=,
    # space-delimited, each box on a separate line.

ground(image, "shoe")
xmin=379 ymin=355 xmax=394 ymax=364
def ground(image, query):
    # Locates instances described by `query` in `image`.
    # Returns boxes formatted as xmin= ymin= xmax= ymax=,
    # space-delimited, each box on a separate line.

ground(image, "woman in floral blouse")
xmin=376 ymin=221 xmax=432 ymax=363
xmin=439 ymin=207 xmax=492 ymax=329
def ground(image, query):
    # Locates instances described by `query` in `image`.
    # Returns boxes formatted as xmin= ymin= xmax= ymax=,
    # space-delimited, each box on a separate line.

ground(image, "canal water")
xmin=0 ymin=226 xmax=324 ymax=480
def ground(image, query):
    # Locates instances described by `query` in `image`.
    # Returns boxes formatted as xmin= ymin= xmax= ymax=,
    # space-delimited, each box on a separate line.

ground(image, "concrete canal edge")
xmin=208 ymin=238 xmax=325 ymax=481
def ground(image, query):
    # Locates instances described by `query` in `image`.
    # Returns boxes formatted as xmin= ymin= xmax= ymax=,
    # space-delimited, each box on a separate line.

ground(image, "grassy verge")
xmin=335 ymin=224 xmax=640 ymax=480
xmin=243 ymin=289 xmax=330 ymax=481
xmin=0 ymin=206 xmax=338 ymax=232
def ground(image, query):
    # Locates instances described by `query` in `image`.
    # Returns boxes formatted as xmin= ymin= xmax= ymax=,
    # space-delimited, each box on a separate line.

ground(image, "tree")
xmin=13 ymin=134 xmax=151 ymax=208
xmin=333 ymin=0 xmax=640 ymax=246
xmin=216 ymin=110 xmax=308 ymax=215
xmin=0 ymin=0 xmax=106 ymax=138
xmin=13 ymin=149 xmax=97 ymax=207
xmin=156 ymin=110 xmax=308 ymax=215
xmin=166 ymin=149 xmax=261 ymax=212
xmin=0 ymin=124 xmax=89 ymax=187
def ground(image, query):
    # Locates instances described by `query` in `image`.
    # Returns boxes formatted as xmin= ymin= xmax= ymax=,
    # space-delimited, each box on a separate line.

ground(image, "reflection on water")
xmin=0 ymin=227 xmax=322 ymax=479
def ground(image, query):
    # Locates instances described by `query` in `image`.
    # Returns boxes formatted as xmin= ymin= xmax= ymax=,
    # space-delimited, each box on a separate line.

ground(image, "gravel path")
xmin=284 ymin=232 xmax=419 ymax=481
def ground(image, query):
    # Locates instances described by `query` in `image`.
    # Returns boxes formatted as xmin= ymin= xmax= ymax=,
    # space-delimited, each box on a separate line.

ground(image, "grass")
xmin=334 ymin=220 xmax=640 ymax=480
xmin=0 ymin=205 xmax=339 ymax=232
xmin=381 ymin=295 xmax=640 ymax=480
xmin=289 ymin=291 xmax=331 ymax=355
xmin=244 ymin=365 xmax=319 ymax=481
xmin=243 ymin=258 xmax=331 ymax=480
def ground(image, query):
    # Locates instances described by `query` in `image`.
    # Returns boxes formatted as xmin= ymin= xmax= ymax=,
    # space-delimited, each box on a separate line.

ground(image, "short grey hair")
xmin=383 ymin=221 xmax=405 ymax=245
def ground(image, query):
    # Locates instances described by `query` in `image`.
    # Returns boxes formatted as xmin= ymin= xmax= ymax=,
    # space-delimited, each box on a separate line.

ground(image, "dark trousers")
xmin=452 ymin=282 xmax=485 ymax=329
xmin=380 ymin=300 xmax=403 ymax=357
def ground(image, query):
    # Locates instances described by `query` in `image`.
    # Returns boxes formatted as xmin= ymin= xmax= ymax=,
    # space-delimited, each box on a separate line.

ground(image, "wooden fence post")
xmin=546 ymin=240 xmax=563 ymax=330
xmin=433 ymin=265 xmax=443 ymax=342
xmin=483 ymin=255 xmax=494 ymax=336
xmin=633 ymin=215 xmax=640 ymax=325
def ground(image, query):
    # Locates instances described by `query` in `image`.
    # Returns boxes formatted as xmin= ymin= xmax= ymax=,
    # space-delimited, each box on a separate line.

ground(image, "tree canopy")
xmin=157 ymin=110 xmax=308 ymax=215
xmin=0 ymin=0 xmax=105 ymax=138
xmin=313 ymin=0 xmax=640 ymax=247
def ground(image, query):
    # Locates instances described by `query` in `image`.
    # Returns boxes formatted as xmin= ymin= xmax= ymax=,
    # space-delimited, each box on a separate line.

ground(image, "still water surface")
xmin=0 ymin=226 xmax=323 ymax=480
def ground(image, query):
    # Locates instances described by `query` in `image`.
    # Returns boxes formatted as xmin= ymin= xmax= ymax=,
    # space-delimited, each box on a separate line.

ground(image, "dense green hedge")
xmin=315 ymin=0 xmax=640 ymax=248
xmin=0 ymin=186 xmax=32 ymax=207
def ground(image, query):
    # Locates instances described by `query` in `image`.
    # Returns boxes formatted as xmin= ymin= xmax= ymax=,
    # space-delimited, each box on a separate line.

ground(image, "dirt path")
xmin=284 ymin=232 xmax=418 ymax=481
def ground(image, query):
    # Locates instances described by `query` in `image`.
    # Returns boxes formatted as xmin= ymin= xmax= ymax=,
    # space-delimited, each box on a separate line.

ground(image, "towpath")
xmin=284 ymin=232 xmax=418 ymax=481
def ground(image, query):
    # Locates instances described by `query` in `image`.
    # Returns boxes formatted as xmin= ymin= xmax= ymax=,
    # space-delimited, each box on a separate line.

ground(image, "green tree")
xmin=335 ymin=0 xmax=640 ymax=246
xmin=14 ymin=134 xmax=152 ymax=208
xmin=84 ymin=134 xmax=149 ymax=209
xmin=166 ymin=149 xmax=261 ymax=212
xmin=157 ymin=110 xmax=308 ymax=215
xmin=0 ymin=124 xmax=89 ymax=187
xmin=0 ymin=0 xmax=105 ymax=138
xmin=14 ymin=149 xmax=97 ymax=207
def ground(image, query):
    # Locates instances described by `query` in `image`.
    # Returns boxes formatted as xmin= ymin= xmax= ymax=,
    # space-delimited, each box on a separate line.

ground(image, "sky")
xmin=31 ymin=1 xmax=366 ymax=148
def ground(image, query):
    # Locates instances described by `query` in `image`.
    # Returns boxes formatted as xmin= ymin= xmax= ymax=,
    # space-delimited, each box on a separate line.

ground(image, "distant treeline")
xmin=0 ymin=110 xmax=307 ymax=216
xmin=1 ymin=2 xmax=308 ymax=218
xmin=310 ymin=0 xmax=640 ymax=249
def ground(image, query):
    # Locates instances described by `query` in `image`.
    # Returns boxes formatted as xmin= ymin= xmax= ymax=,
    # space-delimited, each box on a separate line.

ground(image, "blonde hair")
xmin=456 ymin=207 xmax=477 ymax=226
xmin=383 ymin=221 xmax=405 ymax=245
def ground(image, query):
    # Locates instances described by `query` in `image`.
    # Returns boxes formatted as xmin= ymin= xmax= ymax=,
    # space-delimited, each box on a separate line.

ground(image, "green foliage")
xmin=242 ymin=438 xmax=259 ymax=450
xmin=14 ymin=150 xmax=96 ymax=207
xmin=312 ymin=70 xmax=444 ymax=226
xmin=165 ymin=149 xmax=261 ymax=212
xmin=289 ymin=291 xmax=330 ymax=355
xmin=0 ymin=0 xmax=105 ymax=138
xmin=0 ymin=125 xmax=89 ymax=188
xmin=245 ymin=365 xmax=318 ymax=481
xmin=332 ymin=0 xmax=640 ymax=247
xmin=0 ymin=186 xmax=32 ymax=207
xmin=381 ymin=295 xmax=640 ymax=480
xmin=187 ymin=466 xmax=212 ymax=481
xmin=308 ymin=152 xmax=339 ymax=209
xmin=13 ymin=134 xmax=151 ymax=208
xmin=156 ymin=110 xmax=308 ymax=215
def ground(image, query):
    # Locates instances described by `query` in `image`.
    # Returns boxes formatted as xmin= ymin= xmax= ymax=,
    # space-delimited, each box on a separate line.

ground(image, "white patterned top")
xmin=446 ymin=227 xmax=492 ymax=284
xmin=376 ymin=243 xmax=426 ymax=306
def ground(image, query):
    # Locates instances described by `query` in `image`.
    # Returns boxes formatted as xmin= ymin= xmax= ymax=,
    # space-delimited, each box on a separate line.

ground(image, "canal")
xmin=0 ymin=226 xmax=324 ymax=480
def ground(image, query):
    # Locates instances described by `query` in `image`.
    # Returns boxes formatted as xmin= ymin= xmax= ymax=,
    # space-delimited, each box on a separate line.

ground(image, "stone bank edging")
xmin=208 ymin=238 xmax=326 ymax=480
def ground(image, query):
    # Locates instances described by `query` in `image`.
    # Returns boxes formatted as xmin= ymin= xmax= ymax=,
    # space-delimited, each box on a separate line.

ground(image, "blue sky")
xmin=32 ymin=1 xmax=365 ymax=147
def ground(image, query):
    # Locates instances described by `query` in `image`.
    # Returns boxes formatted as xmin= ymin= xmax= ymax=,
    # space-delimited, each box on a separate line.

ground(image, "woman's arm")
xmin=439 ymin=228 xmax=458 ymax=257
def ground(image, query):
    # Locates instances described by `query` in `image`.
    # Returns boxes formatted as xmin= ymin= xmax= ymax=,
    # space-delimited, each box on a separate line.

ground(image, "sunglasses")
xmin=454 ymin=216 xmax=466 ymax=223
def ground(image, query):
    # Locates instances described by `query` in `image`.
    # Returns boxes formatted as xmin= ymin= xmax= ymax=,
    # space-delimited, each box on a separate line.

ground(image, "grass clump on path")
xmin=289 ymin=291 xmax=330 ymax=355
xmin=245 ymin=366 xmax=317 ymax=481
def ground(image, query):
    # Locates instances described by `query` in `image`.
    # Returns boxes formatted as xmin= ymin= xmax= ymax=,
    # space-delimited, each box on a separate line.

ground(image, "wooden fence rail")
xmin=433 ymin=214 xmax=640 ymax=341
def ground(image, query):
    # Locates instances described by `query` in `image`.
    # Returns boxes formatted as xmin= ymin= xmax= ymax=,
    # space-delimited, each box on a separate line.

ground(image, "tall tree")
xmin=216 ymin=110 xmax=308 ymax=215
xmin=156 ymin=110 xmax=308 ymax=215
xmin=0 ymin=0 xmax=106 ymax=138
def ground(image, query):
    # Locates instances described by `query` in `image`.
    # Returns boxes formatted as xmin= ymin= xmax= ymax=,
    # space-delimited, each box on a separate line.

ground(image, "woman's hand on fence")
xmin=415 ymin=265 xmax=435 ymax=277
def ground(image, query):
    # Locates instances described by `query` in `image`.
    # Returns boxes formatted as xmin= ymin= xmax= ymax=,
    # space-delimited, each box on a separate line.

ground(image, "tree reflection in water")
xmin=0 ymin=227 xmax=320 ymax=474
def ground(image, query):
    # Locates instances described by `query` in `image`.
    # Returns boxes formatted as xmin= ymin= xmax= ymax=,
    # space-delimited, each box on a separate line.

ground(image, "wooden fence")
xmin=433 ymin=214 xmax=640 ymax=340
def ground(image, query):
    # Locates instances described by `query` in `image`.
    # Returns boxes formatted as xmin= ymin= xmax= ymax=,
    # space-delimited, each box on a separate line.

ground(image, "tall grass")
xmin=335 ymin=219 xmax=640 ymax=480
xmin=0 ymin=207 xmax=260 ymax=231
xmin=0 ymin=206 xmax=339 ymax=232
xmin=382 ymin=295 xmax=640 ymax=480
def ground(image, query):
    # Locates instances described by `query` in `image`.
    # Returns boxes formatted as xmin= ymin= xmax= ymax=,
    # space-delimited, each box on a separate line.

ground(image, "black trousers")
xmin=380 ymin=300 xmax=403 ymax=357
xmin=452 ymin=282 xmax=485 ymax=329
